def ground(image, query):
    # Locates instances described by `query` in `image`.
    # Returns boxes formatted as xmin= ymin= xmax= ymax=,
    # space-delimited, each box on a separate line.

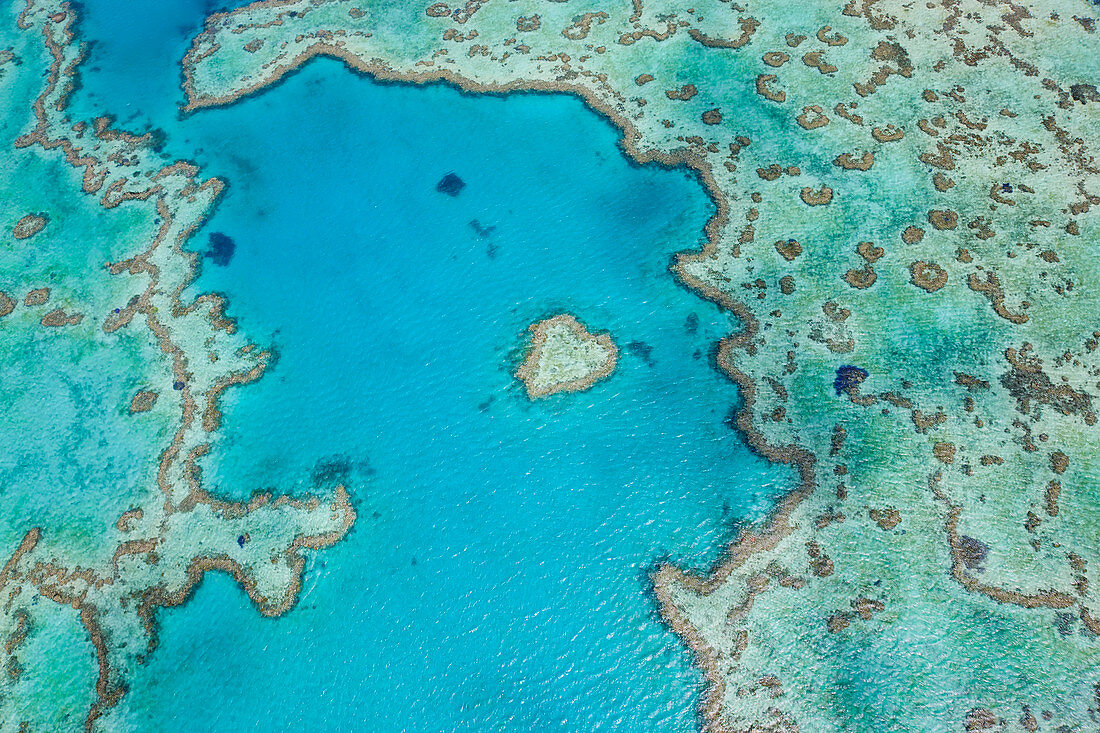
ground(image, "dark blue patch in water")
xmin=834 ymin=365 xmax=869 ymax=395
xmin=435 ymin=172 xmax=465 ymax=196
xmin=627 ymin=340 xmax=655 ymax=366
xmin=468 ymin=219 xmax=494 ymax=238
xmin=205 ymin=232 xmax=235 ymax=266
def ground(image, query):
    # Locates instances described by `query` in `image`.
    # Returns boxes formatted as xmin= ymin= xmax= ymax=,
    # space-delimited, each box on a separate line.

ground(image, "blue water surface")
xmin=71 ymin=3 xmax=793 ymax=730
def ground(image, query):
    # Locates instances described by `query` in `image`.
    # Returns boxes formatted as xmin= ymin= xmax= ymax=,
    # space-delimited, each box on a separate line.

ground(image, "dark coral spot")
xmin=468 ymin=219 xmax=495 ymax=238
xmin=172 ymin=381 xmax=184 ymax=390
xmin=436 ymin=172 xmax=465 ymax=196
xmin=627 ymin=340 xmax=654 ymax=366
xmin=311 ymin=454 xmax=353 ymax=486
xmin=957 ymin=535 xmax=989 ymax=570
xmin=1071 ymin=83 xmax=1099 ymax=104
xmin=833 ymin=365 xmax=869 ymax=395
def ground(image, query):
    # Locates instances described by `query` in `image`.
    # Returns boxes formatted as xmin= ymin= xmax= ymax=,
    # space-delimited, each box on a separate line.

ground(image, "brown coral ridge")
xmin=800 ymin=185 xmax=834 ymax=205
xmin=10 ymin=3 xmax=358 ymax=727
xmin=656 ymin=173 xmax=818 ymax=733
xmin=1001 ymin=344 xmax=1095 ymax=421
xmin=930 ymin=473 xmax=1077 ymax=611
xmin=12 ymin=213 xmax=48 ymax=239
xmin=833 ymin=151 xmax=874 ymax=170
xmin=128 ymin=390 xmax=158 ymax=414
xmin=909 ymin=260 xmax=948 ymax=292
xmin=182 ymin=31 xmax=717 ymax=192
xmin=652 ymin=336 xmax=816 ymax=731
xmin=40 ymin=307 xmax=83 ymax=327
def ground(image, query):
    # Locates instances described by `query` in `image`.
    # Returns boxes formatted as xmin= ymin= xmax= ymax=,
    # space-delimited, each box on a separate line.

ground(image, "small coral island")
xmin=516 ymin=314 xmax=618 ymax=399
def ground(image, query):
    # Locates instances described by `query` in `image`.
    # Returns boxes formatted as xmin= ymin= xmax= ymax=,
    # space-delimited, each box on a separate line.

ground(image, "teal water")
xmin=71 ymin=3 xmax=792 ymax=729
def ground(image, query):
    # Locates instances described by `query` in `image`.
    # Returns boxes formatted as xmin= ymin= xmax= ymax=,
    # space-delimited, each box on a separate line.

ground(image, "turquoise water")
xmin=72 ymin=2 xmax=792 ymax=729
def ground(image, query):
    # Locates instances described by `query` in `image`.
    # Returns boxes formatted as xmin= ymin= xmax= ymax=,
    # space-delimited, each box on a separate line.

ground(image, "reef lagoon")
xmin=68 ymin=2 xmax=789 ymax=728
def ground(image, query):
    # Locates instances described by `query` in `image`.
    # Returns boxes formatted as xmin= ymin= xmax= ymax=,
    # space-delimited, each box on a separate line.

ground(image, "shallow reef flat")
xmin=0 ymin=2 xmax=353 ymax=730
xmin=180 ymin=0 xmax=1100 ymax=729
